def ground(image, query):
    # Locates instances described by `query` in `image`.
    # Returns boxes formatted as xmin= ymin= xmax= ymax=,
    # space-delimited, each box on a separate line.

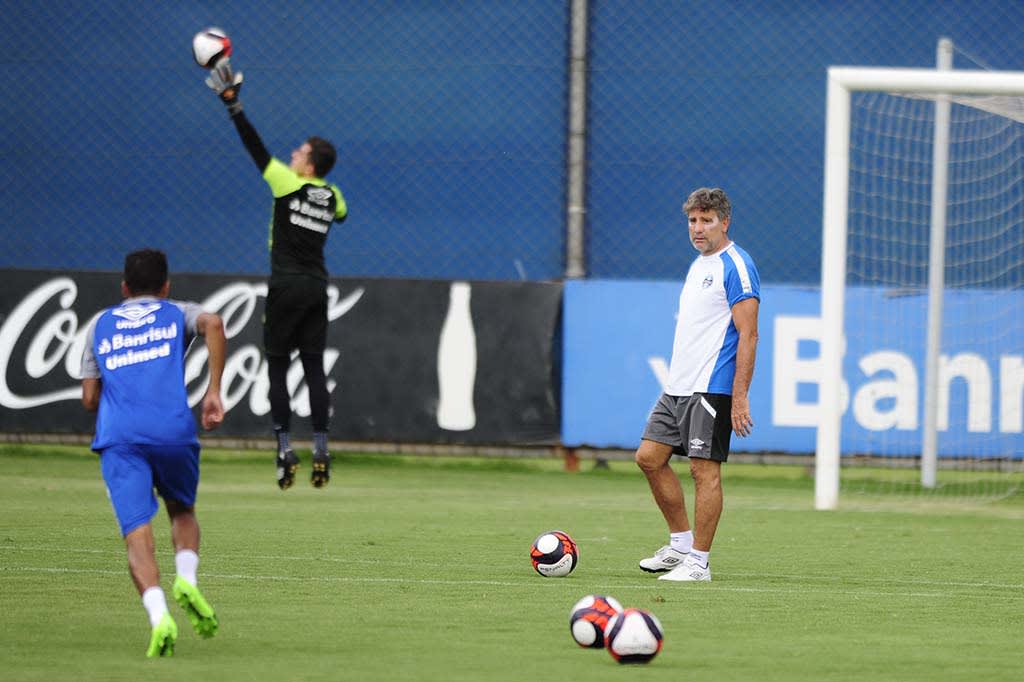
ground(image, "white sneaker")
xmin=639 ymin=545 xmax=689 ymax=573
xmin=658 ymin=555 xmax=711 ymax=582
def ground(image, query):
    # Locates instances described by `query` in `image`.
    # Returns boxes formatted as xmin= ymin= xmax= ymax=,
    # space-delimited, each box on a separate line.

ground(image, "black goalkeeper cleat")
xmin=276 ymin=449 xmax=300 ymax=490
xmin=311 ymin=449 xmax=331 ymax=488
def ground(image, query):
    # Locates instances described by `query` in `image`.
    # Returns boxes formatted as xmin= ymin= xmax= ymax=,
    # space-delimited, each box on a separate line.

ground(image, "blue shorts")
xmin=99 ymin=443 xmax=200 ymax=536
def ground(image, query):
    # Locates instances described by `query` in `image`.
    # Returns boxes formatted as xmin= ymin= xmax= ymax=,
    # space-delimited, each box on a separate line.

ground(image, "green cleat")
xmin=172 ymin=575 xmax=219 ymax=638
xmin=146 ymin=612 xmax=178 ymax=658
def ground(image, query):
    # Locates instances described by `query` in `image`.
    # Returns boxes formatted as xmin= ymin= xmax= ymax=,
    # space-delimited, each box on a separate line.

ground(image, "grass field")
xmin=2 ymin=443 xmax=1022 ymax=682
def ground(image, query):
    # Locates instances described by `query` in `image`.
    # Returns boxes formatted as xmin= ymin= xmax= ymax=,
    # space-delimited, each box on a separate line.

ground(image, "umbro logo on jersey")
xmin=306 ymin=187 xmax=333 ymax=206
xmin=113 ymin=302 xmax=161 ymax=321
xmin=113 ymin=302 xmax=161 ymax=328
xmin=702 ymin=274 xmax=714 ymax=288
xmin=689 ymin=438 xmax=705 ymax=449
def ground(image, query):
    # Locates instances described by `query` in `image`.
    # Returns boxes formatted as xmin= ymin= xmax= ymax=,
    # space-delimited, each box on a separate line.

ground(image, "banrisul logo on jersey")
xmin=287 ymin=193 xmax=333 ymax=233
xmin=97 ymin=309 xmax=179 ymax=372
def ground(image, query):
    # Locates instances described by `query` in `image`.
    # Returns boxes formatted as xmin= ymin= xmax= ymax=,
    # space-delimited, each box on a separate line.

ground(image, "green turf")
xmin=1 ymin=443 xmax=1022 ymax=681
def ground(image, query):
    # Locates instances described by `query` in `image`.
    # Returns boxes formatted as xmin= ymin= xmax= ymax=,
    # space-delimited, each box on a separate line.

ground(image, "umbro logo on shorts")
xmin=689 ymin=438 xmax=705 ymax=449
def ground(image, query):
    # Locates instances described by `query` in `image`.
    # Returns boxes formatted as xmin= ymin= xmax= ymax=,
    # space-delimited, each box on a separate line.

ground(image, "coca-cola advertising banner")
xmin=0 ymin=270 xmax=562 ymax=445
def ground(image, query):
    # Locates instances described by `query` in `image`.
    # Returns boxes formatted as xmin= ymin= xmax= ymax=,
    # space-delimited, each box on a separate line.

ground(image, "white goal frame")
xmin=816 ymin=65 xmax=1024 ymax=510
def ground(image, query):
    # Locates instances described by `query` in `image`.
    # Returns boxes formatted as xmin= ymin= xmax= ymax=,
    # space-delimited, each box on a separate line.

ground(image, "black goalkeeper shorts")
xmin=263 ymin=276 xmax=328 ymax=357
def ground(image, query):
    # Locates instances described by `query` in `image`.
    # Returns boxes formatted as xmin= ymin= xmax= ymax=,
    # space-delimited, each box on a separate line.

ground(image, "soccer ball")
xmin=192 ymin=27 xmax=232 ymax=68
xmin=569 ymin=594 xmax=623 ymax=648
xmin=604 ymin=608 xmax=664 ymax=664
xmin=530 ymin=530 xmax=578 ymax=577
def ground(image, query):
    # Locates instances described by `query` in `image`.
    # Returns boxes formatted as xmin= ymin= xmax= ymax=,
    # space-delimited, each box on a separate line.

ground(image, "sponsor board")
xmin=562 ymin=280 xmax=1024 ymax=457
xmin=0 ymin=270 xmax=561 ymax=445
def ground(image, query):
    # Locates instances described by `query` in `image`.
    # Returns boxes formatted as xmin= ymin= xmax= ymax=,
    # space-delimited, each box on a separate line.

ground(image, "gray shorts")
xmin=642 ymin=393 xmax=733 ymax=462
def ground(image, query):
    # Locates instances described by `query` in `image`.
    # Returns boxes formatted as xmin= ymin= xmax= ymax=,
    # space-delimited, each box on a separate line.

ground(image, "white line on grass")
xmin=4 ymin=544 xmax=1023 ymax=593
xmin=4 ymin=565 xmax=1024 ymax=602
xmin=0 ymin=544 xmax=448 ymax=568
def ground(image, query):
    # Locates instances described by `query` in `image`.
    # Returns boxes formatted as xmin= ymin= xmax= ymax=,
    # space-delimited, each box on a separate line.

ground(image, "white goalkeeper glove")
xmin=205 ymin=57 xmax=244 ymax=115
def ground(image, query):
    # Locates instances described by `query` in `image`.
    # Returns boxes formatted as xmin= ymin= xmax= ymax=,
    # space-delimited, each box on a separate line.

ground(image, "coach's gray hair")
xmin=683 ymin=187 xmax=731 ymax=222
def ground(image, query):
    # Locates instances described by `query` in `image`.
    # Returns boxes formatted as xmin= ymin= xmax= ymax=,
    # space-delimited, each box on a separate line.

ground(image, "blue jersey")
xmin=84 ymin=298 xmax=200 ymax=450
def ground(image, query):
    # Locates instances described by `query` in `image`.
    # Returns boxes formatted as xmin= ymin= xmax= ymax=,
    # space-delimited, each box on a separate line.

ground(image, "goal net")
xmin=816 ymin=66 xmax=1024 ymax=509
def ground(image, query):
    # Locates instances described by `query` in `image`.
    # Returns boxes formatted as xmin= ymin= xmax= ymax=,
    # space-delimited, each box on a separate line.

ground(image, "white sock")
xmin=142 ymin=586 xmax=169 ymax=627
xmin=669 ymin=531 xmax=693 ymax=554
xmin=689 ymin=548 xmax=710 ymax=566
xmin=175 ymin=549 xmax=199 ymax=587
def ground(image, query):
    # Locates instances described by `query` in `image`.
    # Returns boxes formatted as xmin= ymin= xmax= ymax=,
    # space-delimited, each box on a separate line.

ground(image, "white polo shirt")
xmin=665 ymin=241 xmax=760 ymax=397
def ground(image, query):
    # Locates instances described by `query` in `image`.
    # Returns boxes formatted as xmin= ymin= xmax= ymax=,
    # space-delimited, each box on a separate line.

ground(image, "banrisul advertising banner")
xmin=562 ymin=280 xmax=1024 ymax=458
xmin=0 ymin=270 xmax=561 ymax=445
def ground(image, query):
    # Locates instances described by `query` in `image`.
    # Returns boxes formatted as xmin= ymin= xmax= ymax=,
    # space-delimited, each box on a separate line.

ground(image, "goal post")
xmin=816 ymin=65 xmax=1024 ymax=510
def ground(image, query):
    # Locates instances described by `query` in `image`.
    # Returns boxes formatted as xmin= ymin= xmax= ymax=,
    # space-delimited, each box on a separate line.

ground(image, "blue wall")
xmin=0 ymin=2 xmax=568 ymax=280
xmin=585 ymin=0 xmax=1024 ymax=283
xmin=3 ymin=2 xmax=1024 ymax=282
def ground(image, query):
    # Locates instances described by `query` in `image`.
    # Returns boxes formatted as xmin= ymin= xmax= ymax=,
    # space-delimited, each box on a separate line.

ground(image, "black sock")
xmin=275 ymin=428 xmax=291 ymax=452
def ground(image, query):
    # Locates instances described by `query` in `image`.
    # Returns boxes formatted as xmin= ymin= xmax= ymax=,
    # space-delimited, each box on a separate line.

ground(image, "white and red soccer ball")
xmin=604 ymin=607 xmax=664 ymax=664
xmin=569 ymin=594 xmax=623 ymax=648
xmin=192 ymin=27 xmax=232 ymax=68
xmin=530 ymin=530 xmax=578 ymax=577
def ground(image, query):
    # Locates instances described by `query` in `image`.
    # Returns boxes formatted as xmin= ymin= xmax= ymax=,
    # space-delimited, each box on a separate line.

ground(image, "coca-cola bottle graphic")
xmin=436 ymin=281 xmax=477 ymax=431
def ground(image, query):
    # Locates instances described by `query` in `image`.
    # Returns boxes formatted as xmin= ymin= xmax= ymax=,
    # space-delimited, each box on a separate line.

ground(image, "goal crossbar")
xmin=817 ymin=66 xmax=1024 ymax=510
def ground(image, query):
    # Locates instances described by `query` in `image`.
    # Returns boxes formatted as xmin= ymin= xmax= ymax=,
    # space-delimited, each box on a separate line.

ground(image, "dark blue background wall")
xmin=585 ymin=1 xmax=1024 ymax=283
xmin=2 ymin=1 xmax=1023 ymax=283
xmin=1 ymin=1 xmax=569 ymax=280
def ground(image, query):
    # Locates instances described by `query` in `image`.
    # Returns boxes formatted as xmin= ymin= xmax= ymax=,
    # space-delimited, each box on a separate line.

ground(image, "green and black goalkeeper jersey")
xmin=263 ymin=158 xmax=346 ymax=281
xmin=230 ymin=110 xmax=347 ymax=283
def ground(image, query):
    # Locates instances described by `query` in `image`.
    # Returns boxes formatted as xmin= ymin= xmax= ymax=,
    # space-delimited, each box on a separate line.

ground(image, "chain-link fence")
xmin=3 ymin=1 xmax=1024 ymax=283
xmin=1 ymin=1 xmax=569 ymax=281
xmin=586 ymin=0 xmax=1024 ymax=283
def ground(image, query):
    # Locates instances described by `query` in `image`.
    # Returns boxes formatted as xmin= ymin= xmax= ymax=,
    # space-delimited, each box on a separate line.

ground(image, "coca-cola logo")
xmin=0 ymin=277 xmax=364 ymax=416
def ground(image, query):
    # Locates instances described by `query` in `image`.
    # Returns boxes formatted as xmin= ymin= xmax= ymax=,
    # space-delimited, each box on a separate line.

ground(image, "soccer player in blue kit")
xmin=635 ymin=188 xmax=760 ymax=582
xmin=81 ymin=249 xmax=226 ymax=656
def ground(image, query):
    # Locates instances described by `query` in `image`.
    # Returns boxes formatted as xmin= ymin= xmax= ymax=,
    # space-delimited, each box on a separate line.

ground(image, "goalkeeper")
xmin=204 ymin=57 xmax=348 ymax=490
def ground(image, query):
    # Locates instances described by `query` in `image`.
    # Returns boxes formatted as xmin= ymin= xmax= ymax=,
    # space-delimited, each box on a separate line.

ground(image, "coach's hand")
xmin=731 ymin=395 xmax=753 ymax=437
xmin=205 ymin=57 xmax=244 ymax=114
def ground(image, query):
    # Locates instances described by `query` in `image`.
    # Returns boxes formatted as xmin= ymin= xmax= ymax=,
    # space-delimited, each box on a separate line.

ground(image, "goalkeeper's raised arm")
xmin=205 ymin=58 xmax=270 ymax=172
